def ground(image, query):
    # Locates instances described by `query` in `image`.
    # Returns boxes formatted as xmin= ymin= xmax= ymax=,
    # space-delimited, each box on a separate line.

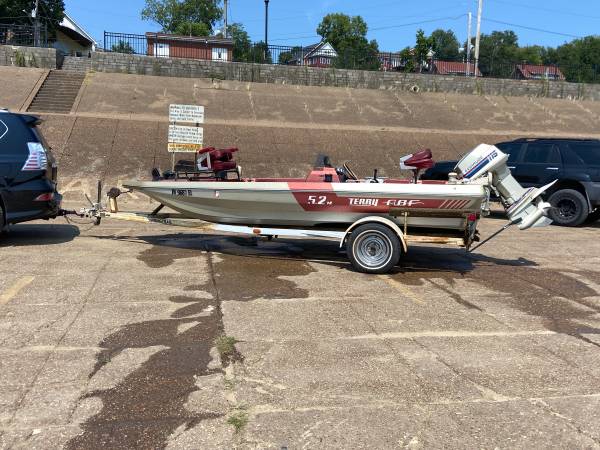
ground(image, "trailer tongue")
xmin=80 ymin=144 xmax=555 ymax=274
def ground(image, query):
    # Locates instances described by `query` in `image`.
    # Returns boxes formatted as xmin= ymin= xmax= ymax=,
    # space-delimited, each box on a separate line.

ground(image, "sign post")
xmin=168 ymin=104 xmax=205 ymax=171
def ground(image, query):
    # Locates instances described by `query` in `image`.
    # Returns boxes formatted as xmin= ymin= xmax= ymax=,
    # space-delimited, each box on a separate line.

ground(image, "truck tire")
xmin=548 ymin=189 xmax=589 ymax=227
xmin=347 ymin=223 xmax=401 ymax=274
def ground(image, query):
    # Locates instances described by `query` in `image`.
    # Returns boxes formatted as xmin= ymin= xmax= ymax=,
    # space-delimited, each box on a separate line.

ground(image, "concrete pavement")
xmin=0 ymin=212 xmax=599 ymax=449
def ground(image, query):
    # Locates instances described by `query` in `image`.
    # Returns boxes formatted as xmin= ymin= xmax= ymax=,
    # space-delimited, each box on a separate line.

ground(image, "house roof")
xmin=58 ymin=13 xmax=97 ymax=47
xmin=516 ymin=64 xmax=565 ymax=80
xmin=433 ymin=60 xmax=482 ymax=77
xmin=145 ymin=33 xmax=233 ymax=46
xmin=303 ymin=41 xmax=337 ymax=58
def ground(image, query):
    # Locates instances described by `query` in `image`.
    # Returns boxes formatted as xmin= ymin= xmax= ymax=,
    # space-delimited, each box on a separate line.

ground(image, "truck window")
xmin=495 ymin=142 xmax=522 ymax=163
xmin=522 ymin=143 xmax=560 ymax=164
xmin=565 ymin=142 xmax=600 ymax=166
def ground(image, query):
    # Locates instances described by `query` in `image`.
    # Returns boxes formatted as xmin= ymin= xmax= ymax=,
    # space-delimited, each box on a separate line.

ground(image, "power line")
xmin=488 ymin=0 xmax=600 ymax=21
xmin=268 ymin=13 xmax=470 ymax=43
xmin=484 ymin=18 xmax=582 ymax=39
xmin=370 ymin=14 xmax=468 ymax=32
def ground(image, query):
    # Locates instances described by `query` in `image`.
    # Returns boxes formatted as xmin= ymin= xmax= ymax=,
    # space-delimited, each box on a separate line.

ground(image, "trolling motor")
xmin=455 ymin=144 xmax=555 ymax=230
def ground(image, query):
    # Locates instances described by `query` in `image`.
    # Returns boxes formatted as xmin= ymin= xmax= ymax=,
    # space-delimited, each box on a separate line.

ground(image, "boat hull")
xmin=123 ymin=180 xmax=486 ymax=229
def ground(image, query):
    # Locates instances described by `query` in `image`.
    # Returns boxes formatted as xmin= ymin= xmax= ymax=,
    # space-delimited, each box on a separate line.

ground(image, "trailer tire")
xmin=347 ymin=223 xmax=401 ymax=274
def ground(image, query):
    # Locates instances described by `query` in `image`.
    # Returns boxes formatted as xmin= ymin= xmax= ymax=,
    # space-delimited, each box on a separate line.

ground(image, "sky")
xmin=64 ymin=0 xmax=600 ymax=51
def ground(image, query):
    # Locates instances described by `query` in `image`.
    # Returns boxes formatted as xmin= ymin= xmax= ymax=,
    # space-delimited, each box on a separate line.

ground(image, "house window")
xmin=155 ymin=43 xmax=170 ymax=58
xmin=212 ymin=48 xmax=229 ymax=61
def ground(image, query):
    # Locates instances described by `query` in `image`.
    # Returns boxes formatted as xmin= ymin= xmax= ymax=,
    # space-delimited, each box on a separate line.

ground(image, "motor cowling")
xmin=454 ymin=144 xmax=555 ymax=230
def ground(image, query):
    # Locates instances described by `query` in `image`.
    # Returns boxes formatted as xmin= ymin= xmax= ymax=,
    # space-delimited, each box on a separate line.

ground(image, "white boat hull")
xmin=123 ymin=180 xmax=487 ymax=230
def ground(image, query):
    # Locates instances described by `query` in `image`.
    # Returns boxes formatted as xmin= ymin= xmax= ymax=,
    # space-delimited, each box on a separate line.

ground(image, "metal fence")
xmin=103 ymin=32 xmax=600 ymax=84
xmin=0 ymin=23 xmax=48 ymax=47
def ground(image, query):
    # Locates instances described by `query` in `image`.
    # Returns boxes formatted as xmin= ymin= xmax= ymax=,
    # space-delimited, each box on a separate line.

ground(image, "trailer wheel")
xmin=347 ymin=223 xmax=401 ymax=274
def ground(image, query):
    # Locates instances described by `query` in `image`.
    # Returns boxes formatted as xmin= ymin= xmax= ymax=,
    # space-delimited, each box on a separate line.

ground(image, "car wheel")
xmin=347 ymin=223 xmax=402 ymax=274
xmin=548 ymin=189 xmax=589 ymax=227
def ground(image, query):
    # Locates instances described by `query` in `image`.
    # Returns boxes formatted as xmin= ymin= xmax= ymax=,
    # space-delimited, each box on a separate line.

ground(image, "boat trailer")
xmin=76 ymin=184 xmax=488 ymax=274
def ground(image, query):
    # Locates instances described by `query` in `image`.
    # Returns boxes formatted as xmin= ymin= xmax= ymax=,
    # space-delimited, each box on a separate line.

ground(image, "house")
xmin=515 ymin=64 xmax=565 ymax=81
xmin=379 ymin=53 xmax=403 ymax=71
xmin=146 ymin=33 xmax=233 ymax=61
xmin=289 ymin=41 xmax=338 ymax=67
xmin=431 ymin=60 xmax=482 ymax=77
xmin=53 ymin=13 xmax=97 ymax=56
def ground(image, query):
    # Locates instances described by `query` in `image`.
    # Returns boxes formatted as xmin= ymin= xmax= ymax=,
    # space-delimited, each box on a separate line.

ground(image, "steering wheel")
xmin=343 ymin=162 xmax=359 ymax=181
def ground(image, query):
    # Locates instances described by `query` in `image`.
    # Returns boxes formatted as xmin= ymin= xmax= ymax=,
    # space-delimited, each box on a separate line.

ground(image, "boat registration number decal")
xmin=307 ymin=195 xmax=333 ymax=205
xmin=172 ymin=189 xmax=193 ymax=197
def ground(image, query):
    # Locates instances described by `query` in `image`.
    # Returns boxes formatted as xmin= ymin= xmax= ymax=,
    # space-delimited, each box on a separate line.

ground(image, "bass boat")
xmin=123 ymin=144 xmax=554 ymax=232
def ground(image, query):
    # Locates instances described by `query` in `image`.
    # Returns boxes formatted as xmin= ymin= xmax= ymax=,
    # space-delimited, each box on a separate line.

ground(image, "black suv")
xmin=422 ymin=138 xmax=600 ymax=227
xmin=0 ymin=110 xmax=61 ymax=230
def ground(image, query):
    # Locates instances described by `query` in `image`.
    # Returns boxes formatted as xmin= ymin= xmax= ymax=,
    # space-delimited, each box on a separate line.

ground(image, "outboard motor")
xmin=454 ymin=144 xmax=555 ymax=230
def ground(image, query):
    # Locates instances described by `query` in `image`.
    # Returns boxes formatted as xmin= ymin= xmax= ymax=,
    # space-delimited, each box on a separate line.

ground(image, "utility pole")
xmin=223 ymin=0 xmax=228 ymax=38
xmin=474 ymin=0 xmax=483 ymax=77
xmin=33 ymin=0 xmax=40 ymax=47
xmin=465 ymin=11 xmax=472 ymax=77
xmin=264 ymin=0 xmax=269 ymax=61
xmin=264 ymin=0 xmax=269 ymax=46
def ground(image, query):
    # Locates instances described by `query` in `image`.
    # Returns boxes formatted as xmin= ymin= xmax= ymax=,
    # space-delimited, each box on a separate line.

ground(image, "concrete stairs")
xmin=27 ymin=70 xmax=85 ymax=114
xmin=61 ymin=56 xmax=92 ymax=72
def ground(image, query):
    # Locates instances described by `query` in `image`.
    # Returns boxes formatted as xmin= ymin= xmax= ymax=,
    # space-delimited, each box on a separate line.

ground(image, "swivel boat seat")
xmin=400 ymin=149 xmax=435 ymax=183
xmin=196 ymin=147 xmax=241 ymax=180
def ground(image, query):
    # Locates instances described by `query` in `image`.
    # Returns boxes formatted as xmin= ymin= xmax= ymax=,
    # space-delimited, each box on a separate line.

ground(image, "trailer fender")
xmin=341 ymin=216 xmax=408 ymax=253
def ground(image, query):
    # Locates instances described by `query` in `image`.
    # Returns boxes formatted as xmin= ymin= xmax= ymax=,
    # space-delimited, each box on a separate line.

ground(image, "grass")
xmin=227 ymin=409 xmax=249 ymax=433
xmin=215 ymin=334 xmax=240 ymax=364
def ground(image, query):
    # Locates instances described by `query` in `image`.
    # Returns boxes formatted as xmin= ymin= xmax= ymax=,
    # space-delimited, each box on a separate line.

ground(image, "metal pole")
xmin=466 ymin=11 xmax=472 ymax=77
xmin=474 ymin=0 xmax=483 ymax=77
xmin=33 ymin=0 xmax=40 ymax=47
xmin=264 ymin=0 xmax=269 ymax=61
xmin=264 ymin=0 xmax=269 ymax=46
xmin=224 ymin=0 xmax=228 ymax=38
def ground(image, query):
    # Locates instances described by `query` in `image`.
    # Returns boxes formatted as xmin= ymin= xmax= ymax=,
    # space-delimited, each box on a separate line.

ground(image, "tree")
xmin=0 ymin=0 xmax=65 ymax=29
xmin=430 ymin=29 xmax=460 ymax=60
xmin=141 ymin=0 xmax=222 ymax=34
xmin=227 ymin=23 xmax=251 ymax=62
xmin=111 ymin=40 xmax=135 ymax=54
xmin=398 ymin=47 xmax=415 ymax=73
xmin=246 ymin=41 xmax=272 ymax=64
xmin=174 ymin=21 xmax=211 ymax=36
xmin=477 ymin=30 xmax=519 ymax=77
xmin=515 ymin=45 xmax=545 ymax=65
xmin=550 ymin=36 xmax=600 ymax=83
xmin=278 ymin=46 xmax=302 ymax=65
xmin=316 ymin=13 xmax=380 ymax=70
xmin=414 ymin=29 xmax=435 ymax=71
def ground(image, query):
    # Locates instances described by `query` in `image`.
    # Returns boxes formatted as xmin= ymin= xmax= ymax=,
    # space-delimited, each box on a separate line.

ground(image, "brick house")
xmin=431 ymin=60 xmax=482 ymax=77
xmin=514 ymin=64 xmax=565 ymax=81
xmin=146 ymin=33 xmax=233 ymax=61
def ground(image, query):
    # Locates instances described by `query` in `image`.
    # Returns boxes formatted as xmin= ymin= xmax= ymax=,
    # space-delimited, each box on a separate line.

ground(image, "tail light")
xmin=22 ymin=142 xmax=48 ymax=171
xmin=34 ymin=192 xmax=55 ymax=202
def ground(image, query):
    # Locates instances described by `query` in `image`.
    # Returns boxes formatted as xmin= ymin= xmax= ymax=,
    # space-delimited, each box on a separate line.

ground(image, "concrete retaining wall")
xmin=0 ymin=45 xmax=60 ymax=69
xmin=90 ymin=51 xmax=600 ymax=101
